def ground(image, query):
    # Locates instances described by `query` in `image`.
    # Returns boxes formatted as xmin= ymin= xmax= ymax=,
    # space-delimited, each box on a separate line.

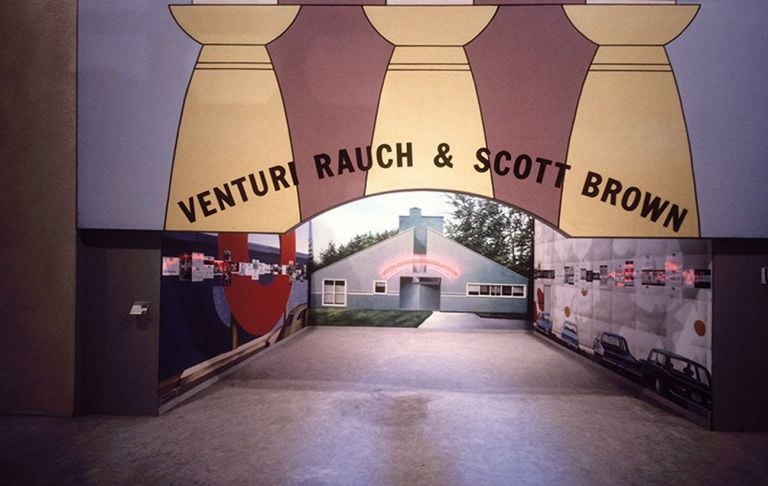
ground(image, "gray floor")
xmin=3 ymin=327 xmax=768 ymax=485
xmin=419 ymin=311 xmax=529 ymax=330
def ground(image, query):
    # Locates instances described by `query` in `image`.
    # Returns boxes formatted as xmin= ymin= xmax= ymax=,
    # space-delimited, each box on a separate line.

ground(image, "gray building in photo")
xmin=311 ymin=208 xmax=529 ymax=313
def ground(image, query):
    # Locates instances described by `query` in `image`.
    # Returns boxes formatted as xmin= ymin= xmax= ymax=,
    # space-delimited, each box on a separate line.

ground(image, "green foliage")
xmin=444 ymin=194 xmax=533 ymax=277
xmin=315 ymin=228 xmax=398 ymax=269
xmin=310 ymin=308 xmax=432 ymax=328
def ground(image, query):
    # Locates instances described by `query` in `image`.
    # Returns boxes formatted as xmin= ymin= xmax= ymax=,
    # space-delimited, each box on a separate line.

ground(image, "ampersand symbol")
xmin=433 ymin=143 xmax=454 ymax=168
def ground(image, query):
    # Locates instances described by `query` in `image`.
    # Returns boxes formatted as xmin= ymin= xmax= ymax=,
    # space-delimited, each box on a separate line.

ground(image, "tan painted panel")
xmin=560 ymin=69 xmax=699 ymax=237
xmin=165 ymin=60 xmax=300 ymax=232
xmin=363 ymin=6 xmax=497 ymax=46
xmin=170 ymin=5 xmax=299 ymax=45
xmin=365 ymin=68 xmax=493 ymax=198
xmin=563 ymin=5 xmax=699 ymax=46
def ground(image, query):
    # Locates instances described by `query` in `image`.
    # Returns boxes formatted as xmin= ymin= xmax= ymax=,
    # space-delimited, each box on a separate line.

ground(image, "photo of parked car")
xmin=592 ymin=332 xmax=640 ymax=376
xmin=534 ymin=312 xmax=552 ymax=335
xmin=561 ymin=321 xmax=579 ymax=351
xmin=640 ymin=348 xmax=712 ymax=415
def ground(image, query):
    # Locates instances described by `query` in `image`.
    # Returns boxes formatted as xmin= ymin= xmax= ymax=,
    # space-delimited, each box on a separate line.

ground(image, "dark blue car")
xmin=592 ymin=332 xmax=640 ymax=376
xmin=561 ymin=321 xmax=579 ymax=351
xmin=534 ymin=312 xmax=553 ymax=334
xmin=640 ymin=348 xmax=712 ymax=415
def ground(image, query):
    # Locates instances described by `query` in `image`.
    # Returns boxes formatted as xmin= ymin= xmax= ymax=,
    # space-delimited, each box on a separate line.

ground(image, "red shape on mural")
xmin=218 ymin=232 xmax=295 ymax=336
xmin=536 ymin=287 xmax=545 ymax=312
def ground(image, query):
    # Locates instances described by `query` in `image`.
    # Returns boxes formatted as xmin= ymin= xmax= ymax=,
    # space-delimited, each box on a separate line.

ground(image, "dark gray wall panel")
xmin=712 ymin=239 xmax=768 ymax=431
xmin=0 ymin=1 xmax=77 ymax=416
xmin=77 ymin=231 xmax=161 ymax=415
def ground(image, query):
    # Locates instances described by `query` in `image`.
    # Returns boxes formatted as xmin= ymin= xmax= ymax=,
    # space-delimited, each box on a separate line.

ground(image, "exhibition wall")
xmin=158 ymin=230 xmax=310 ymax=406
xmin=711 ymin=240 xmax=768 ymax=431
xmin=77 ymin=1 xmax=768 ymax=238
xmin=533 ymin=221 xmax=713 ymax=420
xmin=531 ymin=227 xmax=768 ymax=430
xmin=77 ymin=232 xmax=161 ymax=415
xmin=3 ymin=1 xmax=767 ymax=431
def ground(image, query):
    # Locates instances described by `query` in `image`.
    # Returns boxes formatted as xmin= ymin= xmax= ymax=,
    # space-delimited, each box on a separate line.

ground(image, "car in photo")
xmin=592 ymin=331 xmax=640 ymax=376
xmin=534 ymin=312 xmax=553 ymax=335
xmin=560 ymin=321 xmax=579 ymax=351
xmin=640 ymin=348 xmax=712 ymax=415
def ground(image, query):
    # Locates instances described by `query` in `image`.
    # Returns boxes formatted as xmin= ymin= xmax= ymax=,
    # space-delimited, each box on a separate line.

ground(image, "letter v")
xmin=177 ymin=197 xmax=197 ymax=223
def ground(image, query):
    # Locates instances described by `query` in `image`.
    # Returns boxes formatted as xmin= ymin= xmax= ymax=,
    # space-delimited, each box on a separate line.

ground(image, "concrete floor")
xmin=2 ymin=327 xmax=768 ymax=485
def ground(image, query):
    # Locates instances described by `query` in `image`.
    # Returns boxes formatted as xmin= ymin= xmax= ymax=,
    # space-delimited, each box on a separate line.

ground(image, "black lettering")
xmin=231 ymin=176 xmax=248 ymax=202
xmin=338 ymin=149 xmax=354 ymax=175
xmin=269 ymin=165 xmax=289 ymax=191
xmin=474 ymin=147 xmax=491 ymax=173
xmin=601 ymin=178 xmax=622 ymax=205
xmin=581 ymin=171 xmax=602 ymax=198
xmin=663 ymin=204 xmax=688 ymax=232
xmin=377 ymin=144 xmax=393 ymax=168
xmin=640 ymin=192 xmax=670 ymax=223
xmin=396 ymin=142 xmax=413 ymax=167
xmin=356 ymin=146 xmax=373 ymax=171
xmin=249 ymin=171 xmax=269 ymax=196
xmin=554 ymin=161 xmax=571 ymax=188
xmin=213 ymin=184 xmax=235 ymax=211
xmin=621 ymin=186 xmax=641 ymax=211
xmin=513 ymin=154 xmax=532 ymax=180
xmin=314 ymin=153 xmax=333 ymax=180
xmin=494 ymin=151 xmax=511 ymax=176
xmin=288 ymin=161 xmax=300 ymax=186
xmin=535 ymin=157 xmax=552 ymax=183
xmin=177 ymin=197 xmax=197 ymax=223
xmin=197 ymin=190 xmax=216 ymax=217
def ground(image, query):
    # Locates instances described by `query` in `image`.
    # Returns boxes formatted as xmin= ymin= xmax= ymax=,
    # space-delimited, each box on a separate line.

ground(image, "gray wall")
xmin=711 ymin=239 xmax=768 ymax=431
xmin=0 ymin=1 xmax=77 ymax=416
xmin=312 ymin=228 xmax=528 ymax=314
xmin=427 ymin=231 xmax=528 ymax=314
xmin=311 ymin=294 xmax=400 ymax=311
xmin=312 ymin=230 xmax=414 ymax=307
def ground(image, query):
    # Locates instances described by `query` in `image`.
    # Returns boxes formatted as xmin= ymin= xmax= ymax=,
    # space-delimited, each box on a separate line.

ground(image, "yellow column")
xmin=165 ymin=6 xmax=300 ymax=233
xmin=363 ymin=6 xmax=496 ymax=199
xmin=559 ymin=5 xmax=700 ymax=237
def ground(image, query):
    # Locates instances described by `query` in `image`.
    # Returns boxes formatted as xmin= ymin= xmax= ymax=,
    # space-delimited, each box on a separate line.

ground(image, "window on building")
xmin=373 ymin=280 xmax=387 ymax=294
xmin=466 ymin=283 xmax=526 ymax=298
xmin=322 ymin=279 xmax=346 ymax=306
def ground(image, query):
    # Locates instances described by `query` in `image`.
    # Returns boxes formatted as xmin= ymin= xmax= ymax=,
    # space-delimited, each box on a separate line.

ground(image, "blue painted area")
xmin=671 ymin=0 xmax=768 ymax=237
xmin=77 ymin=0 xmax=197 ymax=229
xmin=288 ymin=280 xmax=309 ymax=313
xmin=212 ymin=287 xmax=231 ymax=328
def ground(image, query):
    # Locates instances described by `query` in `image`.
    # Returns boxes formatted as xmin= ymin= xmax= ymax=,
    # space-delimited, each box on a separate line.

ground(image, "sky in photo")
xmin=309 ymin=191 xmax=457 ymax=257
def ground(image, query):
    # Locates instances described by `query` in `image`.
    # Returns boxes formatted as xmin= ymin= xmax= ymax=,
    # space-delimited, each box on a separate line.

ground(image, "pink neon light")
xmin=380 ymin=257 xmax=460 ymax=279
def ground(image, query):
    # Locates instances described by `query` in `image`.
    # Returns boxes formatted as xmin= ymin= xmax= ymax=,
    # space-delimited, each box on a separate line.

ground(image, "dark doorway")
xmin=399 ymin=276 xmax=441 ymax=311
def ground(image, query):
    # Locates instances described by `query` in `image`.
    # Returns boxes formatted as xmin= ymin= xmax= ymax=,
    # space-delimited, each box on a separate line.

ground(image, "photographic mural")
xmin=158 ymin=229 xmax=310 ymax=403
xmin=533 ymin=220 xmax=713 ymax=417
xmin=310 ymin=192 xmax=530 ymax=318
